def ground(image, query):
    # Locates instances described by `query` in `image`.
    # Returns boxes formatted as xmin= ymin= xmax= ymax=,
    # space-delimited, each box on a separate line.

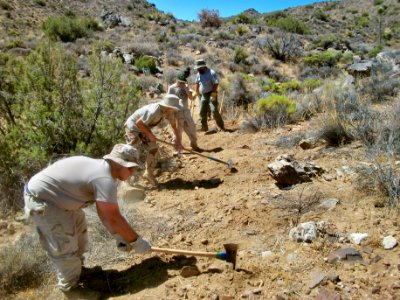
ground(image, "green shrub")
xmin=281 ymin=81 xmax=301 ymax=93
xmin=265 ymin=14 xmax=311 ymax=34
xmin=34 ymin=0 xmax=46 ymax=6
xmin=256 ymin=94 xmax=297 ymax=128
xmin=374 ymin=0 xmax=384 ymax=5
xmin=314 ymin=10 xmax=330 ymax=22
xmin=233 ymin=47 xmax=249 ymax=64
xmin=303 ymin=49 xmax=342 ymax=67
xmin=310 ymin=34 xmax=339 ymax=49
xmin=135 ymin=55 xmax=157 ymax=74
xmin=42 ymin=16 xmax=101 ymax=42
xmin=0 ymin=42 xmax=141 ymax=215
xmin=0 ymin=0 xmax=12 ymax=10
xmin=368 ymin=45 xmax=383 ymax=58
xmin=5 ymin=38 xmax=23 ymax=49
xmin=302 ymin=78 xmax=323 ymax=92
xmin=355 ymin=15 xmax=370 ymax=28
xmin=233 ymin=13 xmax=256 ymax=24
xmin=235 ymin=25 xmax=250 ymax=36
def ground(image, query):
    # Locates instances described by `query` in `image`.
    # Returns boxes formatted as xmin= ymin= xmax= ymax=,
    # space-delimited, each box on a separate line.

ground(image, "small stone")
xmin=180 ymin=265 xmax=200 ymax=278
xmin=349 ymin=233 xmax=368 ymax=245
xmin=383 ymin=236 xmax=398 ymax=250
xmin=201 ymin=239 xmax=209 ymax=245
xmin=327 ymin=247 xmax=362 ymax=264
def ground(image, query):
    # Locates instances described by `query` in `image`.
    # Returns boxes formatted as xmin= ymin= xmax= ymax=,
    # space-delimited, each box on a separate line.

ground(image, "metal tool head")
xmin=224 ymin=243 xmax=238 ymax=269
xmin=226 ymin=159 xmax=238 ymax=173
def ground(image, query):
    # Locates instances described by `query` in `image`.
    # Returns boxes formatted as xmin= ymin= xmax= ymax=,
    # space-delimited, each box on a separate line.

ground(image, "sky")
xmin=148 ymin=0 xmax=329 ymax=21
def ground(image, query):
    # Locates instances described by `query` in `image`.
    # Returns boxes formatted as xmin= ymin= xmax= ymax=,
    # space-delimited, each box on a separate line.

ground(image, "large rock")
xmin=289 ymin=221 xmax=318 ymax=243
xmin=267 ymin=154 xmax=324 ymax=187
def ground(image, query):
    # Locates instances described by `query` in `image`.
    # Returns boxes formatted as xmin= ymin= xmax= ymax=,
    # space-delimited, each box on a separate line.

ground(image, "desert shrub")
xmin=262 ymin=32 xmax=303 ymax=62
xmin=42 ymin=16 xmax=102 ymax=42
xmin=257 ymin=94 xmax=297 ymax=128
xmin=214 ymin=30 xmax=235 ymax=41
xmin=233 ymin=47 xmax=249 ymax=64
xmin=360 ymin=75 xmax=400 ymax=103
xmin=309 ymin=34 xmax=340 ymax=50
xmin=235 ymin=25 xmax=250 ymax=36
xmin=233 ymin=13 xmax=256 ymax=24
xmin=275 ymin=132 xmax=307 ymax=148
xmin=225 ymin=73 xmax=254 ymax=110
xmin=0 ymin=0 xmax=12 ymax=10
xmin=125 ymin=42 xmax=161 ymax=57
xmin=0 ymin=233 xmax=52 ymax=296
xmin=0 ymin=42 xmax=141 ymax=215
xmin=299 ymin=65 xmax=341 ymax=80
xmin=198 ymin=9 xmax=222 ymax=28
xmin=34 ymin=0 xmax=46 ymax=6
xmin=179 ymin=33 xmax=201 ymax=44
xmin=316 ymin=120 xmax=354 ymax=146
xmin=163 ymin=68 xmax=178 ymax=86
xmin=374 ymin=0 xmax=384 ymax=5
xmin=367 ymin=45 xmax=383 ymax=58
xmin=166 ymin=50 xmax=181 ymax=67
xmin=265 ymin=14 xmax=311 ymax=35
xmin=355 ymin=15 xmax=370 ymax=28
xmin=302 ymin=49 xmax=342 ymax=67
xmin=302 ymin=78 xmax=323 ymax=92
xmin=135 ymin=55 xmax=157 ymax=74
xmin=314 ymin=10 xmax=330 ymax=22
xmin=5 ymin=38 xmax=23 ymax=49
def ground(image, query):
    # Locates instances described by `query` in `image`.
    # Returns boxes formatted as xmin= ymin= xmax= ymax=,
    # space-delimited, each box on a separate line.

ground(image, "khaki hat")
xmin=159 ymin=94 xmax=182 ymax=111
xmin=194 ymin=59 xmax=207 ymax=70
xmin=103 ymin=144 xmax=142 ymax=169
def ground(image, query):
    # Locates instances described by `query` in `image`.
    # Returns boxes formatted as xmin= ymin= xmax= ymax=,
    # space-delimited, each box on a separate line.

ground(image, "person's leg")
xmin=199 ymin=94 xmax=210 ymax=131
xmin=76 ymin=209 xmax=88 ymax=260
xmin=182 ymin=108 xmax=199 ymax=150
xmin=143 ymin=140 xmax=159 ymax=186
xmin=210 ymin=98 xmax=225 ymax=130
xmin=32 ymin=205 xmax=82 ymax=291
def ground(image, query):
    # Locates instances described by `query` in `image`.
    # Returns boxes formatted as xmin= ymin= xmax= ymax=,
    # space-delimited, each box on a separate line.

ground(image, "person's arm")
xmin=166 ymin=111 xmax=182 ymax=151
xmin=96 ymin=201 xmax=138 ymax=243
xmin=194 ymin=83 xmax=200 ymax=96
xmin=185 ymin=85 xmax=193 ymax=101
xmin=136 ymin=119 xmax=157 ymax=142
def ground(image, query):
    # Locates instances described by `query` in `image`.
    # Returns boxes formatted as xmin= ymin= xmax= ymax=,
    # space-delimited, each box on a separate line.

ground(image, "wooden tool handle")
xmin=151 ymin=246 xmax=217 ymax=258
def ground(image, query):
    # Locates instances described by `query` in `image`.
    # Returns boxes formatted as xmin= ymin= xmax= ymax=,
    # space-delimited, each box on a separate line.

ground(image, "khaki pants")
xmin=178 ymin=107 xmax=198 ymax=147
xmin=24 ymin=189 xmax=88 ymax=291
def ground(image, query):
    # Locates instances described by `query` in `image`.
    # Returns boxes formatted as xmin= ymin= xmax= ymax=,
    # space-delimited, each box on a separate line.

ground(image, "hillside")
xmin=0 ymin=0 xmax=399 ymax=299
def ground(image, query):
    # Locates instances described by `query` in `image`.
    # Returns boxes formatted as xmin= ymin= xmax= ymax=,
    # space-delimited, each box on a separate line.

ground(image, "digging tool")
xmin=219 ymin=91 xmax=225 ymax=115
xmin=156 ymin=138 xmax=237 ymax=173
xmin=151 ymin=243 xmax=238 ymax=269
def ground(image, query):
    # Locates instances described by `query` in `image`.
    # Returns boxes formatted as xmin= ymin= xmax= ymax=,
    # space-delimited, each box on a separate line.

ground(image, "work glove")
xmin=114 ymin=235 xmax=152 ymax=253
xmin=210 ymin=91 xmax=218 ymax=103
xmin=192 ymin=91 xmax=198 ymax=98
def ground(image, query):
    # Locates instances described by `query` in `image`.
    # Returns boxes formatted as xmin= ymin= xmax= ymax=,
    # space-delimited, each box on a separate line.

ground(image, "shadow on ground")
xmin=159 ymin=177 xmax=223 ymax=190
xmin=81 ymin=256 xmax=197 ymax=299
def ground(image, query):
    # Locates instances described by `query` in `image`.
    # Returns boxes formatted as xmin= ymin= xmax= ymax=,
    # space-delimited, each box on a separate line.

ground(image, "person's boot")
xmin=62 ymin=284 xmax=101 ymax=300
xmin=190 ymin=142 xmax=202 ymax=152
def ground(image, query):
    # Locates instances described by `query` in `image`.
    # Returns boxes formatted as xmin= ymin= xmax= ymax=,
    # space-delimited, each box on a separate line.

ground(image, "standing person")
xmin=124 ymin=94 xmax=182 ymax=186
xmin=193 ymin=59 xmax=225 ymax=132
xmin=168 ymin=71 xmax=201 ymax=151
xmin=23 ymin=144 xmax=151 ymax=299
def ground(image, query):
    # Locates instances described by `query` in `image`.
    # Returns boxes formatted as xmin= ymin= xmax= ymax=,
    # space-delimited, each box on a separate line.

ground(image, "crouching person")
xmin=23 ymin=144 xmax=151 ymax=299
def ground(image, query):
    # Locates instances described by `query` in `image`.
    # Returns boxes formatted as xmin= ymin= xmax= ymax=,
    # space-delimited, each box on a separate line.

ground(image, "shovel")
xmin=156 ymin=138 xmax=237 ymax=173
xmin=151 ymin=243 xmax=238 ymax=269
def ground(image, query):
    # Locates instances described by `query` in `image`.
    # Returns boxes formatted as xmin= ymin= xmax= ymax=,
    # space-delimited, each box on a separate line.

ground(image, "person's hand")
xmin=115 ymin=235 xmax=151 ymax=253
xmin=192 ymin=91 xmax=198 ymax=98
xmin=210 ymin=91 xmax=218 ymax=102
xmin=130 ymin=236 xmax=152 ymax=253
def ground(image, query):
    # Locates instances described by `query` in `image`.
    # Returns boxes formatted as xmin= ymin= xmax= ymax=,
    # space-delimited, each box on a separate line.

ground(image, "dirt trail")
xmin=8 ymin=119 xmax=400 ymax=299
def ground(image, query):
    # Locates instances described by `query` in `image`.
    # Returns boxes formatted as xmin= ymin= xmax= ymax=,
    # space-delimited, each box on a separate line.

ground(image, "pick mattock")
xmin=151 ymin=243 xmax=238 ymax=269
xmin=156 ymin=138 xmax=237 ymax=173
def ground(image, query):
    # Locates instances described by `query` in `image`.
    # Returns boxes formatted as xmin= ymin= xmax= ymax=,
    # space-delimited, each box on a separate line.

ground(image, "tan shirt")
xmin=27 ymin=156 xmax=117 ymax=210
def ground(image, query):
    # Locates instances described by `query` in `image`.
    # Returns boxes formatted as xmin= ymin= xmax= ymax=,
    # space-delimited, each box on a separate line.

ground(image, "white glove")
xmin=114 ymin=235 xmax=151 ymax=253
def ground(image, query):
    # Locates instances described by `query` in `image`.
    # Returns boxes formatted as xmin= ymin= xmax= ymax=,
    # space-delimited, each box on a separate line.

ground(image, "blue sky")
xmin=148 ymin=0 xmax=328 ymax=21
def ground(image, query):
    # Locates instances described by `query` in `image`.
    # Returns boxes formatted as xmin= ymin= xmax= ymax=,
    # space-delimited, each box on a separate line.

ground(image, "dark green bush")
xmin=256 ymin=94 xmax=297 ymax=128
xmin=42 ymin=16 xmax=101 ymax=42
xmin=313 ymin=10 xmax=330 ymax=22
xmin=303 ymin=49 xmax=342 ymax=67
xmin=135 ymin=55 xmax=157 ymax=74
xmin=265 ymin=14 xmax=311 ymax=34
xmin=233 ymin=47 xmax=249 ymax=64
xmin=233 ymin=13 xmax=256 ymax=24
xmin=0 ymin=42 xmax=141 ymax=215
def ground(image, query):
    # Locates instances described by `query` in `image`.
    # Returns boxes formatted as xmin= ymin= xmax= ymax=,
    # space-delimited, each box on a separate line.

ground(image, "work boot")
xmin=143 ymin=170 xmax=158 ymax=187
xmin=62 ymin=284 xmax=101 ymax=300
xmin=190 ymin=142 xmax=202 ymax=152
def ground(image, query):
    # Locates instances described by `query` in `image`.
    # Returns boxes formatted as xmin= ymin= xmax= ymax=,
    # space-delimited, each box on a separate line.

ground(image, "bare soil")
xmin=6 ymin=117 xmax=400 ymax=300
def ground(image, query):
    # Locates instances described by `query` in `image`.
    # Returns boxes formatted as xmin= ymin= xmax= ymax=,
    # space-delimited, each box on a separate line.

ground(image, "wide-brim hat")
xmin=103 ymin=144 xmax=142 ymax=169
xmin=159 ymin=94 xmax=182 ymax=111
xmin=194 ymin=59 xmax=207 ymax=70
xmin=176 ymin=71 xmax=187 ymax=83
